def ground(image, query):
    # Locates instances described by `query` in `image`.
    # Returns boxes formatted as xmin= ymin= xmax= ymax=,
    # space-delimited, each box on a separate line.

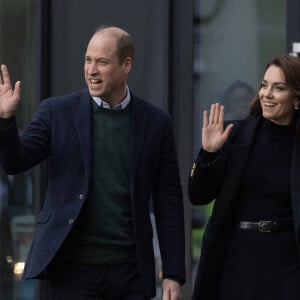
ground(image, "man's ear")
xmin=123 ymin=57 xmax=132 ymax=74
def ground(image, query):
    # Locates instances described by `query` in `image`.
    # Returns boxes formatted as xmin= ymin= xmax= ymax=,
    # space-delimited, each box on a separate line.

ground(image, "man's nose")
xmin=87 ymin=62 xmax=98 ymax=75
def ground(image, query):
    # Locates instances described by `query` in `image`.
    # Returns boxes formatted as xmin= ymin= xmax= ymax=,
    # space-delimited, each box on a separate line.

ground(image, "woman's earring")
xmin=295 ymin=105 xmax=300 ymax=110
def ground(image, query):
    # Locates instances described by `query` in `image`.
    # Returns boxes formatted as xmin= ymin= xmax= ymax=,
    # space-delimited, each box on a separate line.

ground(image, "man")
xmin=0 ymin=26 xmax=185 ymax=299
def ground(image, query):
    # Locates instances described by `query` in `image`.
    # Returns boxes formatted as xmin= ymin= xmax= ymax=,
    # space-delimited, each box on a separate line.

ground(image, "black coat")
xmin=189 ymin=115 xmax=300 ymax=300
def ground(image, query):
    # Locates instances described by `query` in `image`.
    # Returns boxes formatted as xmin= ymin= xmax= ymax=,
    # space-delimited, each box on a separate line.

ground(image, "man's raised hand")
xmin=0 ymin=64 xmax=21 ymax=119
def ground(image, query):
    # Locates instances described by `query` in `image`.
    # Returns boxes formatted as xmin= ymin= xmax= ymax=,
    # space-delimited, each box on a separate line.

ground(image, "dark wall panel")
xmin=286 ymin=0 xmax=300 ymax=53
xmin=50 ymin=0 xmax=170 ymax=109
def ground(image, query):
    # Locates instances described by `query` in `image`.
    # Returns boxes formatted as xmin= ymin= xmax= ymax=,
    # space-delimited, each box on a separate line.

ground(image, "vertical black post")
xmin=169 ymin=0 xmax=194 ymax=298
xmin=34 ymin=0 xmax=52 ymax=299
xmin=36 ymin=0 xmax=52 ymax=100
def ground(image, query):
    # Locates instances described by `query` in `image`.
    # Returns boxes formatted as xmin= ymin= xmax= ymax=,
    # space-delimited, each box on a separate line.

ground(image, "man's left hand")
xmin=162 ymin=278 xmax=181 ymax=300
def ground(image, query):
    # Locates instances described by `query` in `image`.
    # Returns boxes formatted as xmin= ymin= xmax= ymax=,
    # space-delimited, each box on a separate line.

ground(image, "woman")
xmin=189 ymin=55 xmax=300 ymax=300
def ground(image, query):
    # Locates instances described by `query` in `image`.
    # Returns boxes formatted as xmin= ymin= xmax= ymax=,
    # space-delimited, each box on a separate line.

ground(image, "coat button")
xmin=190 ymin=163 xmax=196 ymax=177
xmin=79 ymin=194 xmax=84 ymax=200
xmin=68 ymin=219 xmax=74 ymax=224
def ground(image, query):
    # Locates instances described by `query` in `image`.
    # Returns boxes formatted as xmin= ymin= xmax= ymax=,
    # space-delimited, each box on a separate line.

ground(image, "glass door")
xmin=0 ymin=1 xmax=37 ymax=299
xmin=192 ymin=0 xmax=286 ymax=285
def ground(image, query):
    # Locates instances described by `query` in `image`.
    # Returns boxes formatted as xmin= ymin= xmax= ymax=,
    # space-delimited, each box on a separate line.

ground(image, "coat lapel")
xmin=129 ymin=95 xmax=148 ymax=196
xmin=71 ymin=90 xmax=148 ymax=190
xmin=72 ymin=89 xmax=92 ymax=179
xmin=215 ymin=117 xmax=262 ymax=214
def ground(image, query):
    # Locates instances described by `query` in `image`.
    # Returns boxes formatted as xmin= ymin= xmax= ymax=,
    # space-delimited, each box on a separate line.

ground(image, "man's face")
xmin=84 ymin=33 xmax=130 ymax=106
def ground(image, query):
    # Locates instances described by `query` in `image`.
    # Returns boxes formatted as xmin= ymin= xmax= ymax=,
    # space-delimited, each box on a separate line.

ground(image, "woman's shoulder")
xmin=225 ymin=115 xmax=262 ymax=139
xmin=224 ymin=116 xmax=262 ymax=145
xmin=225 ymin=115 xmax=260 ymax=126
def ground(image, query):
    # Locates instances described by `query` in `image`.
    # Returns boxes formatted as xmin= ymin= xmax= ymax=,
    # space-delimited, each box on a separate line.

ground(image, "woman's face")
xmin=259 ymin=65 xmax=299 ymax=125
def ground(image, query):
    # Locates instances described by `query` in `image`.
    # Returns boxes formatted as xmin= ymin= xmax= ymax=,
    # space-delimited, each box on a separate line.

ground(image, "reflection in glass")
xmin=0 ymin=0 xmax=37 ymax=299
xmin=0 ymin=168 xmax=14 ymax=299
xmin=192 ymin=0 xmax=286 ymax=287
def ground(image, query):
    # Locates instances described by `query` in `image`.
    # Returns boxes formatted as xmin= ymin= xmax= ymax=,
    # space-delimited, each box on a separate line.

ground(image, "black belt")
xmin=237 ymin=220 xmax=293 ymax=233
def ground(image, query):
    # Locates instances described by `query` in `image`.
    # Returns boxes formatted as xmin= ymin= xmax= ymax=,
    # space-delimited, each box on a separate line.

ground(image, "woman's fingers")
xmin=223 ymin=123 xmax=234 ymax=137
xmin=208 ymin=103 xmax=215 ymax=125
xmin=207 ymin=103 xmax=224 ymax=126
xmin=218 ymin=105 xmax=225 ymax=127
xmin=203 ymin=110 xmax=208 ymax=128
xmin=213 ymin=103 xmax=220 ymax=124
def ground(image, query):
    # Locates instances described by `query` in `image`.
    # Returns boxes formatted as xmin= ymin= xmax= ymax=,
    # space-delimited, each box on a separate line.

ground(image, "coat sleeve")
xmin=151 ymin=115 xmax=186 ymax=284
xmin=188 ymin=120 xmax=241 ymax=206
xmin=0 ymin=99 xmax=51 ymax=174
xmin=188 ymin=148 xmax=225 ymax=205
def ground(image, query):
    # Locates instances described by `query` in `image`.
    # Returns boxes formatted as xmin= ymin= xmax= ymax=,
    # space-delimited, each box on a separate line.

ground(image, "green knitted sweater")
xmin=58 ymin=103 xmax=136 ymax=264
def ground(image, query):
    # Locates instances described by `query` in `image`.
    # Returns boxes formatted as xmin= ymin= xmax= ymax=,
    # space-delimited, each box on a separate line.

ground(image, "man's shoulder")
xmin=130 ymin=92 xmax=171 ymax=119
xmin=42 ymin=89 xmax=90 ymax=106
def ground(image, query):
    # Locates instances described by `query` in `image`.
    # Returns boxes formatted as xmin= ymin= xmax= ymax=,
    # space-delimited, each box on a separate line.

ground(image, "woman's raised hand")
xmin=0 ymin=64 xmax=21 ymax=119
xmin=202 ymin=103 xmax=233 ymax=152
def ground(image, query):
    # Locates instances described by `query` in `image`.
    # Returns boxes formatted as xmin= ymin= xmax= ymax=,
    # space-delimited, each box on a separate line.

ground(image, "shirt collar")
xmin=92 ymin=86 xmax=130 ymax=110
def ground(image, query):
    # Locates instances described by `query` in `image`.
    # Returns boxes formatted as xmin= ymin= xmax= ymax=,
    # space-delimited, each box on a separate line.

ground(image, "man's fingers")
xmin=0 ymin=66 xmax=3 ymax=85
xmin=0 ymin=64 xmax=21 ymax=101
xmin=1 ymin=65 xmax=12 ymax=89
xmin=14 ymin=81 xmax=21 ymax=98
xmin=162 ymin=289 xmax=169 ymax=300
xmin=162 ymin=279 xmax=181 ymax=300
xmin=0 ymin=64 xmax=12 ymax=87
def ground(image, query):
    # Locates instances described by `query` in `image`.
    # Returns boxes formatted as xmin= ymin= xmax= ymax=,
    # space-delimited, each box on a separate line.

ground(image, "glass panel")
xmin=192 ymin=0 xmax=286 ymax=284
xmin=0 ymin=1 xmax=37 ymax=299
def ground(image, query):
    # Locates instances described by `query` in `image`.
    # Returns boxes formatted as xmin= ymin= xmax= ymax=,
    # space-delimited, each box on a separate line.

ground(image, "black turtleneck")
xmin=236 ymin=118 xmax=295 ymax=220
